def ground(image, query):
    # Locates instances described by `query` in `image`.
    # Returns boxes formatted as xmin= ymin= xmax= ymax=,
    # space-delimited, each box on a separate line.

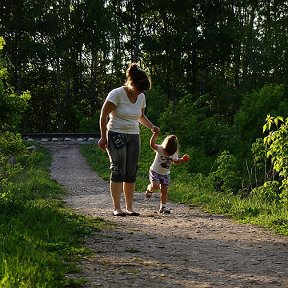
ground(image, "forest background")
xmin=1 ymin=0 xmax=288 ymax=231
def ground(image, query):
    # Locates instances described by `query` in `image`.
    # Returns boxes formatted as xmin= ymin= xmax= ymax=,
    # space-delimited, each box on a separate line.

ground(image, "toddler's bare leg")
xmin=146 ymin=182 xmax=160 ymax=199
xmin=160 ymin=185 xmax=168 ymax=206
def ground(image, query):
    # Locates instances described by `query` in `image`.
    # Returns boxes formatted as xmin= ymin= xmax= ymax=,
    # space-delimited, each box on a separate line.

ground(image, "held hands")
xmin=151 ymin=125 xmax=160 ymax=135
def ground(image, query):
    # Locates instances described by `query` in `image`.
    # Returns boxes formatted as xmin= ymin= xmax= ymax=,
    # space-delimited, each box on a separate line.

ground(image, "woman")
xmin=98 ymin=63 xmax=160 ymax=216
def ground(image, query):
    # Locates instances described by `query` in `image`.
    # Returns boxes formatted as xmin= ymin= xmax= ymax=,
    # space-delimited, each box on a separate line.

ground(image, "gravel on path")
xmin=46 ymin=143 xmax=288 ymax=288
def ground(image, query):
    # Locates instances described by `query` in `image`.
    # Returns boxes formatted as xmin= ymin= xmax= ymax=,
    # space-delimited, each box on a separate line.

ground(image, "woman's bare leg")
xmin=123 ymin=182 xmax=135 ymax=212
xmin=110 ymin=181 xmax=123 ymax=212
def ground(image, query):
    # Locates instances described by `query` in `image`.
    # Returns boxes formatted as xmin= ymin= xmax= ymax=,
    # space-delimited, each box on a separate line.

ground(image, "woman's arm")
xmin=98 ymin=100 xmax=116 ymax=150
xmin=139 ymin=109 xmax=160 ymax=134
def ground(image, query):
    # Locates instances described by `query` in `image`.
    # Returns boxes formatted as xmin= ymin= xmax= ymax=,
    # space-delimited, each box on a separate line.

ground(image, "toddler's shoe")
xmin=159 ymin=207 xmax=171 ymax=214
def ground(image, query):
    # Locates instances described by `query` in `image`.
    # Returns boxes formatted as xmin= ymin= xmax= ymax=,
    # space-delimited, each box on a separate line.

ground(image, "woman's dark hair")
xmin=125 ymin=63 xmax=151 ymax=91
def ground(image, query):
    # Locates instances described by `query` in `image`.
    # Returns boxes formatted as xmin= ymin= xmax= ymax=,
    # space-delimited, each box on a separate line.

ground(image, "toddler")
xmin=145 ymin=132 xmax=190 ymax=213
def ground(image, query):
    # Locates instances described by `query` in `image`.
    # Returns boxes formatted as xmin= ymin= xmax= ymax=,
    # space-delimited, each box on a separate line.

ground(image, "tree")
xmin=1 ymin=0 xmax=288 ymax=133
xmin=0 ymin=37 xmax=30 ymax=131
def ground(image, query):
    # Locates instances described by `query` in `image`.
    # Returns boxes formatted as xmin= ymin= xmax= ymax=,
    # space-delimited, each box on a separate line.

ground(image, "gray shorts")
xmin=107 ymin=131 xmax=140 ymax=183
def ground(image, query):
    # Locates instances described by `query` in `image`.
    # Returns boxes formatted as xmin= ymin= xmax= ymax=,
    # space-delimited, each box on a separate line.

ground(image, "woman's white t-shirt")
xmin=106 ymin=87 xmax=146 ymax=134
xmin=150 ymin=145 xmax=178 ymax=175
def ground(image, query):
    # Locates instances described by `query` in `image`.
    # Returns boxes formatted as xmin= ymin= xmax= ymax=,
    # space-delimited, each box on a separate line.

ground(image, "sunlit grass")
xmin=0 ymin=145 xmax=111 ymax=287
xmin=80 ymin=142 xmax=288 ymax=236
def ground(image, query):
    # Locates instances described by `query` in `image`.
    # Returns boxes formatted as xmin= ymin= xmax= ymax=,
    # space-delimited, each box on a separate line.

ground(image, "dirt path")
xmin=47 ymin=143 xmax=288 ymax=288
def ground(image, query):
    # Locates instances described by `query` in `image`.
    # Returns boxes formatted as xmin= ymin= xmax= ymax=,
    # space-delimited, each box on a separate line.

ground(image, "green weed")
xmin=80 ymin=139 xmax=288 ymax=236
xmin=0 ymin=145 xmax=110 ymax=287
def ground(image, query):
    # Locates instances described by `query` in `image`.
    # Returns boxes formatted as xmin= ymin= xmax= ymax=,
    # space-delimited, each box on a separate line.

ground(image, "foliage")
xmin=0 ymin=37 xmax=30 ymax=132
xmin=0 ymin=143 xmax=109 ymax=287
xmin=234 ymin=84 xmax=287 ymax=152
xmin=263 ymin=114 xmax=288 ymax=205
xmin=247 ymin=137 xmax=272 ymax=192
xmin=145 ymin=85 xmax=169 ymax=125
xmin=2 ymin=1 xmax=288 ymax=132
xmin=0 ymin=131 xmax=28 ymax=200
xmin=76 ymin=109 xmax=100 ymax=133
xmin=156 ymin=93 xmax=237 ymax=174
xmin=251 ymin=138 xmax=267 ymax=172
xmin=208 ymin=150 xmax=241 ymax=194
xmin=251 ymin=181 xmax=280 ymax=203
xmin=229 ymin=85 xmax=288 ymax=192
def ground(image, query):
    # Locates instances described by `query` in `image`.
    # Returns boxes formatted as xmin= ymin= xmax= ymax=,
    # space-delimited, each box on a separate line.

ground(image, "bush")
xmin=251 ymin=181 xmax=280 ymax=203
xmin=145 ymin=85 xmax=170 ymax=125
xmin=235 ymin=84 xmax=287 ymax=152
xmin=208 ymin=150 xmax=241 ymax=193
xmin=0 ymin=37 xmax=30 ymax=132
xmin=0 ymin=132 xmax=28 ymax=200
xmin=264 ymin=115 xmax=288 ymax=205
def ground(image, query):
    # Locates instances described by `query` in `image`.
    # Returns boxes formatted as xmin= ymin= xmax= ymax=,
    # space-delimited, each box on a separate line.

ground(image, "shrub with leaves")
xmin=0 ymin=131 xmax=28 ymax=200
xmin=209 ymin=150 xmax=241 ymax=193
xmin=249 ymin=138 xmax=276 ymax=189
xmin=156 ymin=93 xmax=237 ymax=174
xmin=0 ymin=37 xmax=30 ymax=132
xmin=251 ymin=181 xmax=280 ymax=203
xmin=235 ymin=84 xmax=286 ymax=144
xmin=263 ymin=115 xmax=288 ymax=204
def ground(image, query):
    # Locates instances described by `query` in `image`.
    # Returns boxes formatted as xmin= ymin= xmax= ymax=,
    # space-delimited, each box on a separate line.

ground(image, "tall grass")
xmin=81 ymin=129 xmax=288 ymax=236
xmin=0 ymin=145 xmax=110 ymax=287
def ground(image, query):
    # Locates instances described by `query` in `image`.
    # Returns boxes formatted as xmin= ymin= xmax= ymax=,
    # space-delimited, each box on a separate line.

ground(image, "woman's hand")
xmin=98 ymin=137 xmax=107 ymax=151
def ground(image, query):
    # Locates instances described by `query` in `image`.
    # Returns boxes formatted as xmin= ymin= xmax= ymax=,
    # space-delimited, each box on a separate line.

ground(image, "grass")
xmin=0 ymin=145 xmax=111 ymax=287
xmin=80 ymin=134 xmax=288 ymax=236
